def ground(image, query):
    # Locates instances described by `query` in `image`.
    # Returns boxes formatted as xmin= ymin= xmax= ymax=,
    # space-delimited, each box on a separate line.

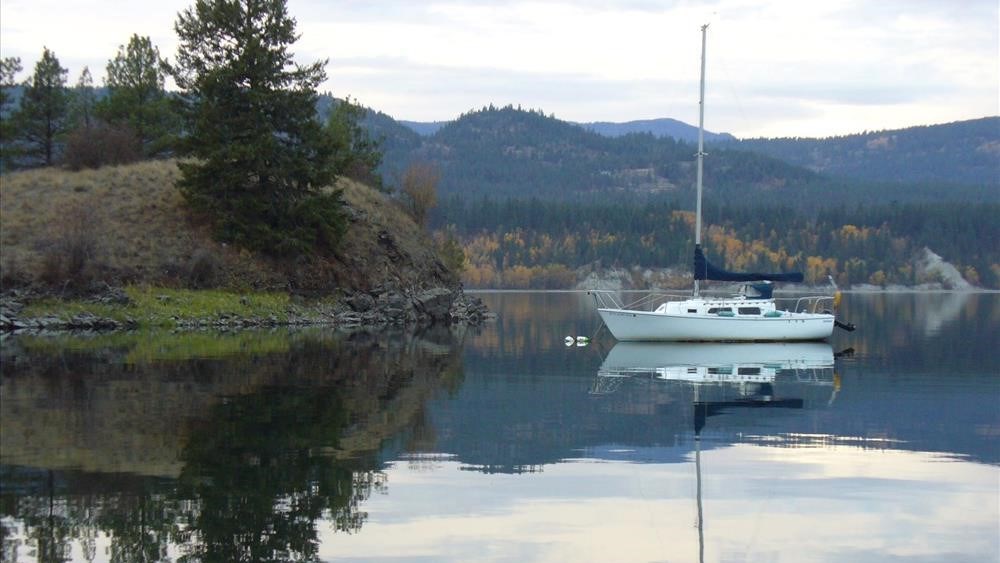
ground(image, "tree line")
xmin=432 ymin=197 xmax=999 ymax=289
xmin=1 ymin=36 xmax=177 ymax=170
xmin=0 ymin=0 xmax=393 ymax=259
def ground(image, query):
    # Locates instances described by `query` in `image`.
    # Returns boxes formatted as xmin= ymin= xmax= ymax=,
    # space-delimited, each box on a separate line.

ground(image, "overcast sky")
xmin=1 ymin=0 xmax=997 ymax=138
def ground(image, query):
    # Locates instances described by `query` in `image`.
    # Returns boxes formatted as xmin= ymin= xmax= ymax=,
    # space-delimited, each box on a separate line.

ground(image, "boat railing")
xmin=588 ymin=290 xmax=690 ymax=311
xmin=590 ymin=289 xmax=835 ymax=314
xmin=784 ymin=295 xmax=835 ymax=314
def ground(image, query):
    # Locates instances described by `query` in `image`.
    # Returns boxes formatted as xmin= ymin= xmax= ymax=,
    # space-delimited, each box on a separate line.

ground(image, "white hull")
xmin=598 ymin=341 xmax=834 ymax=383
xmin=601 ymin=341 xmax=834 ymax=370
xmin=597 ymin=307 xmax=834 ymax=342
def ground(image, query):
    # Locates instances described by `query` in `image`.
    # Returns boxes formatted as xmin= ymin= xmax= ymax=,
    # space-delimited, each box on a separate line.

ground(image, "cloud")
xmin=325 ymin=56 xmax=692 ymax=122
xmin=2 ymin=0 xmax=996 ymax=137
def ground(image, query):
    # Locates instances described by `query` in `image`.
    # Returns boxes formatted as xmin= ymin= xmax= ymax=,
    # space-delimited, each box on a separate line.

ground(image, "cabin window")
xmin=737 ymin=367 xmax=761 ymax=376
xmin=738 ymin=307 xmax=762 ymax=315
xmin=707 ymin=307 xmax=732 ymax=314
xmin=687 ymin=309 xmax=697 ymax=313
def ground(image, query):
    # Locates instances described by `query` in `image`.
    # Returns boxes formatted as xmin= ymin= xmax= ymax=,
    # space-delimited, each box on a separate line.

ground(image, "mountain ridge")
xmin=722 ymin=116 xmax=999 ymax=185
xmin=365 ymin=104 xmax=998 ymax=206
xmin=398 ymin=115 xmax=735 ymax=143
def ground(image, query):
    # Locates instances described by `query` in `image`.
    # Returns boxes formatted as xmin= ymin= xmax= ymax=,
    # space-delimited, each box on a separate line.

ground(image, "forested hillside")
xmin=375 ymin=106 xmax=997 ymax=207
xmin=578 ymin=117 xmax=734 ymax=143
xmin=431 ymin=198 xmax=1000 ymax=289
xmin=381 ymin=106 xmax=812 ymax=202
xmin=726 ymin=117 xmax=999 ymax=186
xmin=357 ymin=105 xmax=997 ymax=289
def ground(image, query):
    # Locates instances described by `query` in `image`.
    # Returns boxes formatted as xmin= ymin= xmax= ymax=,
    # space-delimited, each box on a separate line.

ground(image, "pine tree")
xmin=171 ymin=0 xmax=344 ymax=254
xmin=0 ymin=56 xmax=23 ymax=166
xmin=14 ymin=48 xmax=69 ymax=167
xmin=69 ymin=67 xmax=97 ymax=131
xmin=326 ymin=97 xmax=382 ymax=188
xmin=99 ymin=34 xmax=178 ymax=156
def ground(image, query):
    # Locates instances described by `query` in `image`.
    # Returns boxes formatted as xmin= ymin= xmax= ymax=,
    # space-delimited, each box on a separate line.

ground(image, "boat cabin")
xmin=653 ymin=282 xmax=784 ymax=318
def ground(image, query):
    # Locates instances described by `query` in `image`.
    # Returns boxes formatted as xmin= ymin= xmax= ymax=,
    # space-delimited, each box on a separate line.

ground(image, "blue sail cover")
xmin=693 ymin=245 xmax=804 ymax=283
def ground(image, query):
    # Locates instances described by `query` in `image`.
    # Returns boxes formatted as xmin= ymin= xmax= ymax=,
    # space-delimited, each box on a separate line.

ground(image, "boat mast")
xmin=694 ymin=23 xmax=708 ymax=298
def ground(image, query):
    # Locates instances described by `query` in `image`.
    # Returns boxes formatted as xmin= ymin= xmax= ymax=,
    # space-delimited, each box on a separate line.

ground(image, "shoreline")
xmin=465 ymin=287 xmax=999 ymax=294
xmin=0 ymin=285 xmax=493 ymax=334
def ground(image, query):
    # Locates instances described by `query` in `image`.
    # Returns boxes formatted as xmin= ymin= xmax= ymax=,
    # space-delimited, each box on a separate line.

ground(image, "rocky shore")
xmin=0 ymin=285 xmax=492 ymax=333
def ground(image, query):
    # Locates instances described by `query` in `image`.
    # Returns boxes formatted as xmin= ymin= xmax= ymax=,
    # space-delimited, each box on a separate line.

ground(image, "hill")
xmin=0 ymin=160 xmax=460 ymax=301
xmin=400 ymin=116 xmax=735 ymax=144
xmin=725 ymin=117 xmax=1000 ymax=186
xmin=578 ymin=117 xmax=735 ymax=143
xmin=382 ymin=105 xmax=831 ymax=203
xmin=376 ymin=106 xmax=998 ymax=207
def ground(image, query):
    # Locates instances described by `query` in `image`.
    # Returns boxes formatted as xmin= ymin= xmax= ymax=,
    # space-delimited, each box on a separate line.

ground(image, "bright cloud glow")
xmin=318 ymin=446 xmax=999 ymax=562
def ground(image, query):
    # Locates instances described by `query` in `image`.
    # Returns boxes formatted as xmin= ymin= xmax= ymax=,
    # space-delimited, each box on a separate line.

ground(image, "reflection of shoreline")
xmin=0 ymin=329 xmax=464 ymax=477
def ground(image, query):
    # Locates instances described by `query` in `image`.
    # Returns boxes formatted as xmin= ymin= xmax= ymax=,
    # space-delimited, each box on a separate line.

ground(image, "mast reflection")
xmin=593 ymin=341 xmax=840 ymax=563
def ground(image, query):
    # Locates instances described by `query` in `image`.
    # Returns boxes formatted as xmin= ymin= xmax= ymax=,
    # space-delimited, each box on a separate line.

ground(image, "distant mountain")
xmin=399 ymin=116 xmax=734 ymax=143
xmin=382 ymin=105 xmax=826 ymax=203
xmin=578 ymin=118 xmax=735 ymax=143
xmin=724 ymin=117 xmax=1000 ymax=186
xmin=350 ymin=102 xmax=997 ymax=207
xmin=398 ymin=120 xmax=448 ymax=136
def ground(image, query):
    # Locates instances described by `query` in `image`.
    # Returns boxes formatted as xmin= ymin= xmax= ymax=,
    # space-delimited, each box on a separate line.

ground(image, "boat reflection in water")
xmin=593 ymin=341 xmax=838 ymax=404
xmin=594 ymin=341 xmax=840 ymax=563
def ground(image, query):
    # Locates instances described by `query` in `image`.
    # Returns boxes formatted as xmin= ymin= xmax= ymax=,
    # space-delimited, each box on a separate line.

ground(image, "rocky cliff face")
xmin=917 ymin=247 xmax=973 ymax=290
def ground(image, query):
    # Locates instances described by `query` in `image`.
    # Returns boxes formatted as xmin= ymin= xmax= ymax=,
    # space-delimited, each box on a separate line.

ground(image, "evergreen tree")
xmin=326 ymin=96 xmax=383 ymax=188
xmin=99 ymin=34 xmax=178 ymax=156
xmin=13 ymin=48 xmax=69 ymax=167
xmin=171 ymin=0 xmax=344 ymax=254
xmin=69 ymin=66 xmax=97 ymax=130
xmin=0 ymin=56 xmax=23 ymax=166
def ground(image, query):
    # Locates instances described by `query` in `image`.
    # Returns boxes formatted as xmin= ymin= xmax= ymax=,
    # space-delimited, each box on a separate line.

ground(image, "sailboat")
xmin=591 ymin=24 xmax=840 ymax=342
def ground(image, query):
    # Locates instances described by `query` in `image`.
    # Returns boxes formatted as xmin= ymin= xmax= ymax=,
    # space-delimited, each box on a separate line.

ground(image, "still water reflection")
xmin=1 ymin=292 xmax=997 ymax=562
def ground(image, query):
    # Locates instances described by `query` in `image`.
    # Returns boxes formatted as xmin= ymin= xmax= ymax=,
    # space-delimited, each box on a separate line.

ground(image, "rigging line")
xmin=590 ymin=320 xmax=606 ymax=341
xmin=715 ymin=38 xmax=750 ymax=139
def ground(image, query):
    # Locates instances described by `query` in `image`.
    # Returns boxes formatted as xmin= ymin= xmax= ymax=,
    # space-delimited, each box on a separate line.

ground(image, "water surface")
xmin=1 ymin=292 xmax=997 ymax=562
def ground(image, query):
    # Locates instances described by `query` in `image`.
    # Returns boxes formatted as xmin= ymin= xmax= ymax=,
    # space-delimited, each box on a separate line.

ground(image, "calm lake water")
xmin=1 ymin=292 xmax=998 ymax=562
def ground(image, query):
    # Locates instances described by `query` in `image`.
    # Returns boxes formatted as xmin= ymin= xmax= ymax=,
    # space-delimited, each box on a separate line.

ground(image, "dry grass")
xmin=0 ymin=160 xmax=453 ymax=293
xmin=332 ymin=178 xmax=455 ymax=292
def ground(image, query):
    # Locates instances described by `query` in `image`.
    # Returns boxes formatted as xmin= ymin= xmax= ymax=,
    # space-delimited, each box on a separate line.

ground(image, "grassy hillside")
xmin=0 ymin=160 xmax=456 ymax=294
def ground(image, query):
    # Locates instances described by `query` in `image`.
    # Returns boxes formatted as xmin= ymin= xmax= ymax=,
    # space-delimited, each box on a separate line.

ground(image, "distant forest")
xmin=432 ymin=198 xmax=1000 ymax=289
xmin=372 ymin=106 xmax=998 ymax=203
xmin=386 ymin=106 xmax=998 ymax=289
xmin=726 ymin=117 xmax=999 ymax=186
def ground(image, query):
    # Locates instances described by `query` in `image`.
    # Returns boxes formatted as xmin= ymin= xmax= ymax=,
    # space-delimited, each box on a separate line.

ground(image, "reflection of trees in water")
xmin=830 ymin=293 xmax=992 ymax=370
xmin=173 ymin=386 xmax=380 ymax=562
xmin=0 ymin=327 xmax=464 ymax=561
